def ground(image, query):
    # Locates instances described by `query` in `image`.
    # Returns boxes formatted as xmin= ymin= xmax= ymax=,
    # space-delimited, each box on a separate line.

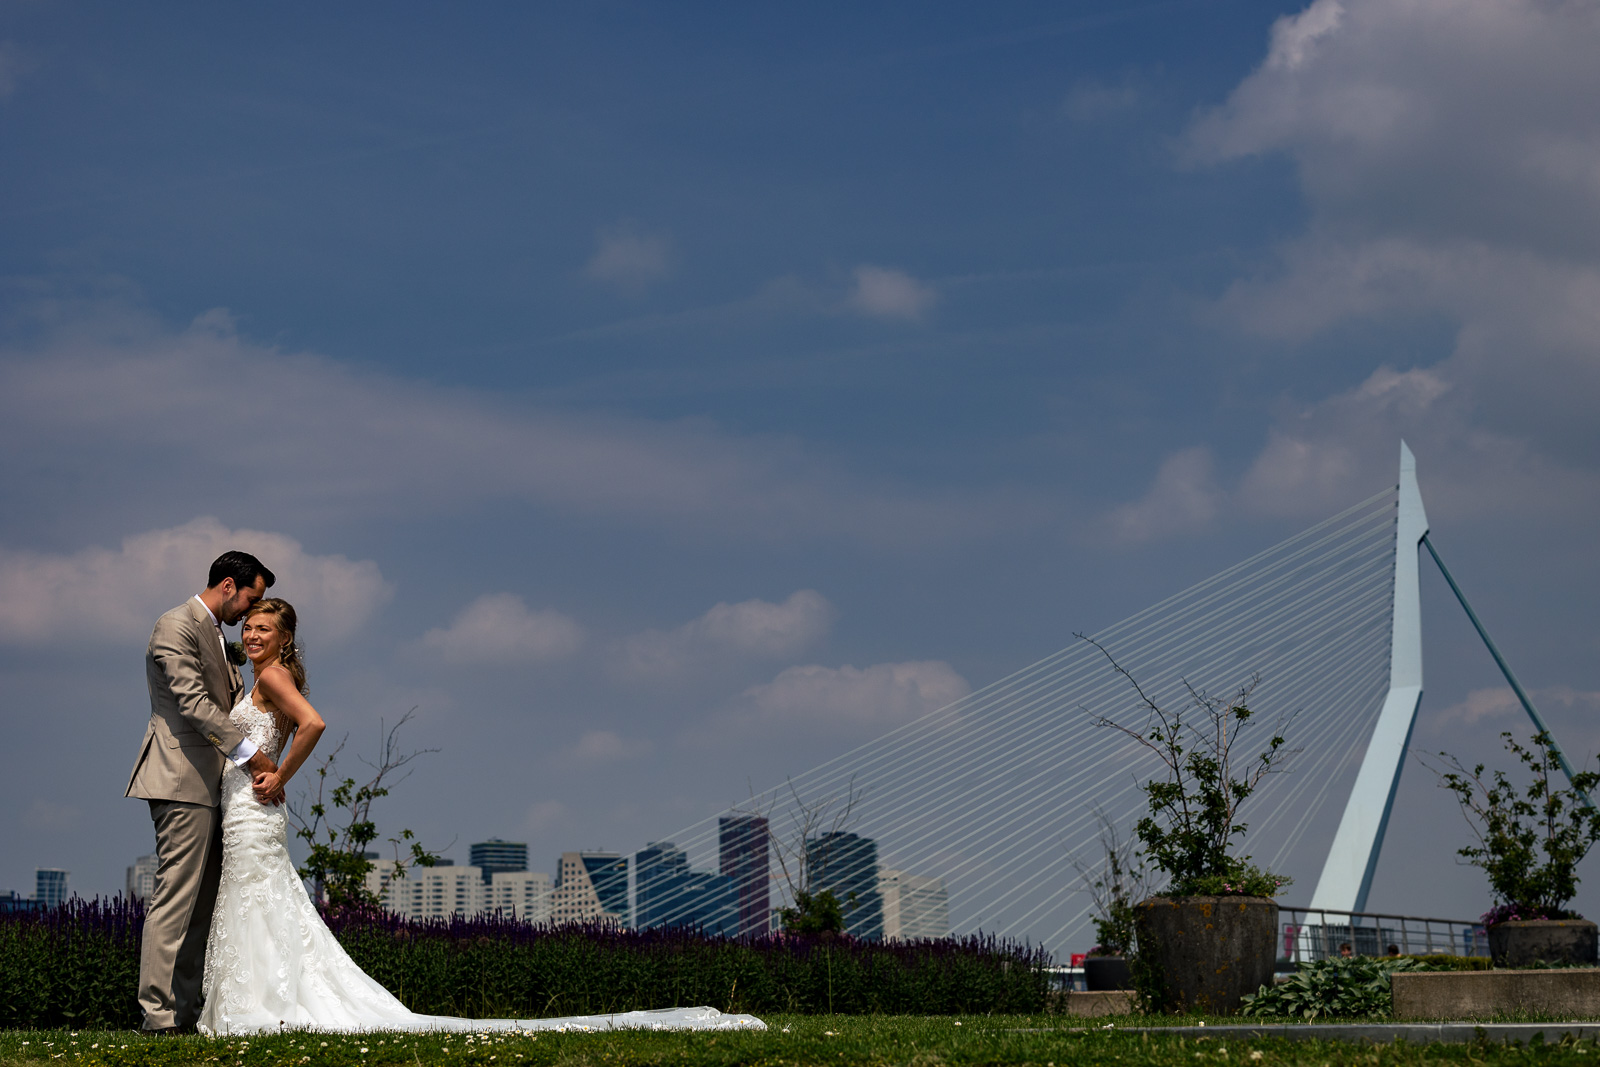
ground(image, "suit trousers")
xmin=138 ymin=799 xmax=223 ymax=1030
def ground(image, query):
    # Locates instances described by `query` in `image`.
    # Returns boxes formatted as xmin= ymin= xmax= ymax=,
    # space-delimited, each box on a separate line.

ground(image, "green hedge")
xmin=0 ymin=899 xmax=1048 ymax=1028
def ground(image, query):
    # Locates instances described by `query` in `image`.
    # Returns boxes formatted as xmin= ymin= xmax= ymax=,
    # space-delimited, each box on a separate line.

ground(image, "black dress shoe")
xmin=144 ymin=1026 xmax=182 ymax=1037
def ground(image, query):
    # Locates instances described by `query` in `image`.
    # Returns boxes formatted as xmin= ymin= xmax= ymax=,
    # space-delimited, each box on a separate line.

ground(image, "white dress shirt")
xmin=194 ymin=594 xmax=259 ymax=767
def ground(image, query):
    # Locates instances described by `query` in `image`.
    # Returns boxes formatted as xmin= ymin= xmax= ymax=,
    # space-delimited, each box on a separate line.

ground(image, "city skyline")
xmin=4 ymin=2 xmax=1599 ymax=944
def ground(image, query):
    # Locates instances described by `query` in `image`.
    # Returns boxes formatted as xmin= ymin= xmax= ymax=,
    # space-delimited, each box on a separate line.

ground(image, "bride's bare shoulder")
xmin=254 ymin=663 xmax=297 ymax=700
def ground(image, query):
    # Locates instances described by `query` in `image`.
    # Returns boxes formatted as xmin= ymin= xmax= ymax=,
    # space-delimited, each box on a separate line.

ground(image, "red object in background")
xmin=1070 ymin=953 xmax=1086 ymax=968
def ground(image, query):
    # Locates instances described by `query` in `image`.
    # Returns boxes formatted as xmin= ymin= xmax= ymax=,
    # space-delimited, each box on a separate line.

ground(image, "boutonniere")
xmin=227 ymin=641 xmax=248 ymax=667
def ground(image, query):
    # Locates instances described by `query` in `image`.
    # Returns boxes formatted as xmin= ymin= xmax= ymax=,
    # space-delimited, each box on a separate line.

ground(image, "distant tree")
xmin=739 ymin=775 xmax=864 ymax=935
xmin=289 ymin=709 xmax=443 ymax=908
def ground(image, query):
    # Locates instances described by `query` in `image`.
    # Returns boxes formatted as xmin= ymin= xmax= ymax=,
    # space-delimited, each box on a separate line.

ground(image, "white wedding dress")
xmin=198 ymin=693 xmax=764 ymax=1036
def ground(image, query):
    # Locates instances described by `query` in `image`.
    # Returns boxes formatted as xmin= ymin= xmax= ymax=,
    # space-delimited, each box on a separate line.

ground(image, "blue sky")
xmin=4 ymin=1 xmax=1600 ymax=941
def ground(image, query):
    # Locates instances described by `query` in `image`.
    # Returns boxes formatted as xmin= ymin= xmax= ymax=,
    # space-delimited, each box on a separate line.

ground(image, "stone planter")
xmin=1083 ymin=956 xmax=1132 ymax=991
xmin=1488 ymin=919 xmax=1598 ymax=967
xmin=1134 ymin=895 xmax=1277 ymax=1015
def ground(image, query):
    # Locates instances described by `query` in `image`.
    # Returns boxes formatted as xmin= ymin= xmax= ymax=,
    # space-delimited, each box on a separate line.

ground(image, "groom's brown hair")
xmin=208 ymin=551 xmax=275 ymax=591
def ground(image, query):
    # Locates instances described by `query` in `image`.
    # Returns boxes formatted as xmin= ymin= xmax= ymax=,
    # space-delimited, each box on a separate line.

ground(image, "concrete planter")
xmin=1488 ymin=919 xmax=1599 ymax=967
xmin=1392 ymin=969 xmax=1600 ymax=1018
xmin=1084 ymin=956 xmax=1133 ymax=991
xmin=1134 ymin=895 xmax=1277 ymax=1015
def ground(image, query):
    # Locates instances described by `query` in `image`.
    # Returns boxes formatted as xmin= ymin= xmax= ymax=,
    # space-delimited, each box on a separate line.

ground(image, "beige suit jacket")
xmin=126 ymin=598 xmax=248 ymax=807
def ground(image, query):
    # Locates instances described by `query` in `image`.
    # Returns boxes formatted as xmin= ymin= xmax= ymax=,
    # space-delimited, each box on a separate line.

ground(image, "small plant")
xmin=740 ymin=776 xmax=867 ymax=936
xmin=1427 ymin=730 xmax=1600 ymax=923
xmin=1072 ymin=811 xmax=1151 ymax=956
xmin=1240 ymin=956 xmax=1423 ymax=1019
xmin=776 ymin=889 xmax=847 ymax=936
xmin=289 ymin=710 xmax=442 ymax=907
xmin=1080 ymin=635 xmax=1296 ymax=898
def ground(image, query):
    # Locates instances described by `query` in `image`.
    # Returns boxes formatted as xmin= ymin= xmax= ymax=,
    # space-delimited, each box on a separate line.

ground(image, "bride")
xmin=198 ymin=597 xmax=763 ymax=1036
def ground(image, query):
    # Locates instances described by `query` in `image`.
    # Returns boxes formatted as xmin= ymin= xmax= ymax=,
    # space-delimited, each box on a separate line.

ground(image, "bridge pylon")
xmin=1308 ymin=441 xmax=1428 ymax=913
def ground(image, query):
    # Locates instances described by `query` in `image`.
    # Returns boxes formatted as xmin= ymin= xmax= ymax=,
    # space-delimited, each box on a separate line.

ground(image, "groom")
xmin=126 ymin=550 xmax=283 ymax=1033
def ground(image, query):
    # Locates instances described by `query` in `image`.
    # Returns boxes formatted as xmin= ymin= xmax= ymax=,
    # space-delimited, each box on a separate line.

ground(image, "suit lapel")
xmin=189 ymin=598 xmax=236 ymax=711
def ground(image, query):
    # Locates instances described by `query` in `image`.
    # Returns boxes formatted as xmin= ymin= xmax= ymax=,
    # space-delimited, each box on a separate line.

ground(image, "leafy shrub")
xmin=1180 ymin=862 xmax=1291 ymax=898
xmin=0 ymin=898 xmax=1047 ymax=1027
xmin=1430 ymin=731 xmax=1600 ymax=922
xmin=1239 ymin=956 xmax=1422 ymax=1019
xmin=1081 ymin=637 xmax=1293 ymax=898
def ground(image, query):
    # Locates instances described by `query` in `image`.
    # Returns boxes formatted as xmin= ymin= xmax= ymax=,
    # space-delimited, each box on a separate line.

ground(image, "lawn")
xmin=6 ymin=1015 xmax=1600 ymax=1067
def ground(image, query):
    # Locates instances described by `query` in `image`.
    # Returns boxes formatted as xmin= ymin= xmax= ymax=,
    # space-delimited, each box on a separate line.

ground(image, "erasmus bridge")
xmin=630 ymin=443 xmax=1577 ymax=958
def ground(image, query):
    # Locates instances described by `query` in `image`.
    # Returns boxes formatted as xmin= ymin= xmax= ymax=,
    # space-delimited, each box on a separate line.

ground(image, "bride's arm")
xmin=253 ymin=665 xmax=326 ymax=802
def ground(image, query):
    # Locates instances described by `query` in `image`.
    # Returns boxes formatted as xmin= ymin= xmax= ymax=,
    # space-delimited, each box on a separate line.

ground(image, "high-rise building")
xmin=878 ymin=868 xmax=950 ymax=941
xmin=126 ymin=854 xmax=158 ymax=903
xmin=635 ymin=842 xmax=738 ymax=936
xmin=469 ymin=839 xmax=529 ymax=886
xmin=806 ymin=832 xmax=883 ymax=940
xmin=488 ymin=870 xmax=552 ymax=923
xmin=35 ymin=869 xmax=69 ymax=908
xmin=718 ymin=815 xmax=770 ymax=938
xmin=550 ymin=852 xmax=629 ymax=926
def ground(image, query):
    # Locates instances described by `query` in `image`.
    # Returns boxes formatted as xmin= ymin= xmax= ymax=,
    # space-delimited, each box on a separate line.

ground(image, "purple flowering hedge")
xmin=0 ymin=899 xmax=1049 ymax=1028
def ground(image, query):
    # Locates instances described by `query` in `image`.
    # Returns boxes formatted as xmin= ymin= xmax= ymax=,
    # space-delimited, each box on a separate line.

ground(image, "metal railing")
xmin=1279 ymin=906 xmax=1488 ymax=963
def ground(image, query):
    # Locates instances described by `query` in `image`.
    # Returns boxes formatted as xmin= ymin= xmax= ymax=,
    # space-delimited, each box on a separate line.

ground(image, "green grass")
xmin=7 ymin=1015 xmax=1600 ymax=1067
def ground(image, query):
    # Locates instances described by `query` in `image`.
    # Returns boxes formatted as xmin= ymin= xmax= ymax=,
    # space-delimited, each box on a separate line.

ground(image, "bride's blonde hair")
xmin=245 ymin=598 xmax=308 ymax=694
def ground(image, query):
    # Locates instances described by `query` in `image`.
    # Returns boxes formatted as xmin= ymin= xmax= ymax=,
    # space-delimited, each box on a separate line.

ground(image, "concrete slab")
xmin=1047 ymin=991 xmax=1136 ymax=1016
xmin=1108 ymin=1023 xmax=1600 ymax=1044
xmin=1391 ymin=969 xmax=1600 ymax=1018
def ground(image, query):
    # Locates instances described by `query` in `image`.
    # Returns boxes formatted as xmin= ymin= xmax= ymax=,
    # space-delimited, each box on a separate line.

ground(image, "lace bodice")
xmin=229 ymin=691 xmax=285 ymax=762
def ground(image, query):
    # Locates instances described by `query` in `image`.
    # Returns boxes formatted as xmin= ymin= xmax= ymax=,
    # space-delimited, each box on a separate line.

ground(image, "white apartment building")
xmin=126 ymin=854 xmax=158 ymax=903
xmin=878 ymin=868 xmax=950 ymax=941
xmin=367 ymin=862 xmax=483 ymax=920
xmin=488 ymin=870 xmax=552 ymax=923
xmin=550 ymin=852 xmax=629 ymax=926
xmin=365 ymin=861 xmax=552 ymax=923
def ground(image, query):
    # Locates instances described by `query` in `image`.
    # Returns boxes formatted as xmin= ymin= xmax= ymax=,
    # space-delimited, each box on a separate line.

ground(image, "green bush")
xmin=1406 ymin=953 xmax=1491 ymax=971
xmin=0 ymin=899 xmax=1047 ymax=1027
xmin=0 ymin=898 xmax=143 ymax=1029
xmin=1239 ymin=956 xmax=1422 ymax=1019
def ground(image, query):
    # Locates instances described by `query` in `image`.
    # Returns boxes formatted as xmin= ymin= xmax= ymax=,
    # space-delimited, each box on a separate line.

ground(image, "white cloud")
xmin=737 ymin=660 xmax=971 ymax=731
xmin=617 ymin=590 xmax=833 ymax=680
xmin=0 ymin=305 xmax=1034 ymax=547
xmin=522 ymin=799 xmax=568 ymax=834
xmin=1431 ymin=687 xmax=1522 ymax=729
xmin=419 ymin=593 xmax=585 ymax=665
xmin=1104 ymin=447 xmax=1222 ymax=543
xmin=1434 ymin=686 xmax=1600 ymax=730
xmin=565 ymin=729 xmax=652 ymax=764
xmin=23 ymin=799 xmax=80 ymax=832
xmin=1061 ymin=77 xmax=1143 ymax=124
xmin=848 ymin=265 xmax=937 ymax=321
xmin=0 ymin=517 xmax=390 ymax=644
xmin=0 ymin=42 xmax=36 ymax=100
xmin=1171 ymin=0 xmax=1600 ymax=525
xmin=583 ymin=222 xmax=672 ymax=290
